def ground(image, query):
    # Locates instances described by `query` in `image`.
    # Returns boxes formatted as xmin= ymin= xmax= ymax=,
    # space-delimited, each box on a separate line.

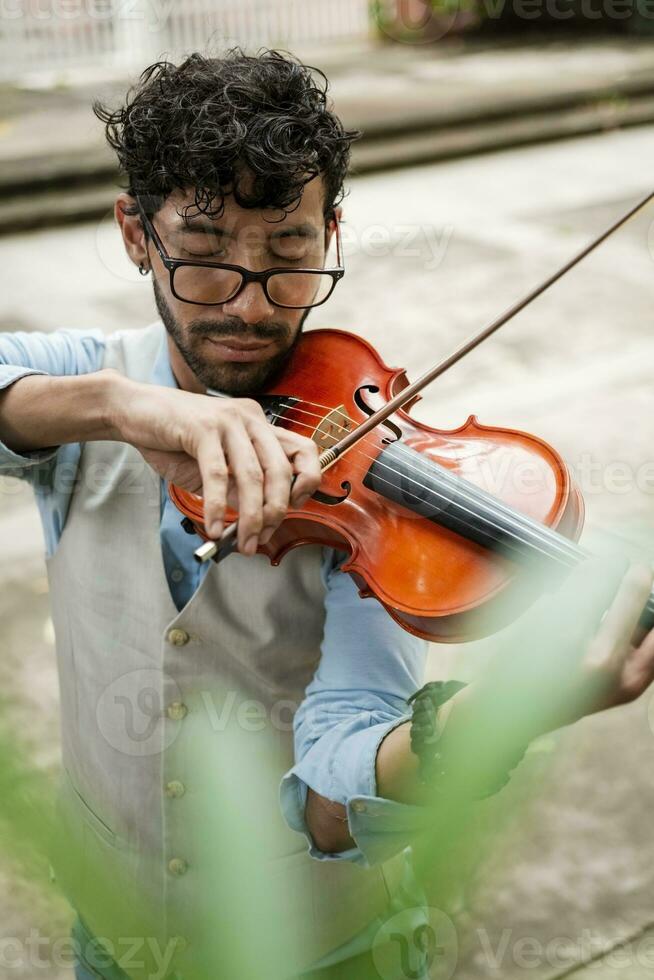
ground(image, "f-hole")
xmin=354 ymin=385 xmax=402 ymax=444
xmin=313 ymin=482 xmax=351 ymax=506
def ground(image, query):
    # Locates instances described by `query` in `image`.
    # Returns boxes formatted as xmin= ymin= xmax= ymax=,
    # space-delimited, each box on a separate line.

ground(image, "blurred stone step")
xmin=0 ymin=182 xmax=118 ymax=235
xmin=355 ymin=93 xmax=654 ymax=172
xmin=2 ymin=91 xmax=654 ymax=235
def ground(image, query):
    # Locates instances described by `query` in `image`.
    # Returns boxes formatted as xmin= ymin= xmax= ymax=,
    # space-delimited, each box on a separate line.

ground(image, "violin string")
xmin=266 ymin=400 xmax=584 ymax=567
xmin=271 ymin=397 xmax=453 ymax=479
xmin=264 ymin=406 xmax=584 ymax=571
xmin=272 ymin=397 xmax=551 ymax=529
xmin=273 ymin=395 xmax=360 ymax=423
xmin=340 ymin=463 xmax=581 ymax=570
xmin=276 ymin=416 xmax=580 ymax=569
xmin=253 ymin=378 xmax=654 ymax=613
xmin=266 ymin=403 xmax=583 ymax=567
xmin=363 ymin=432 xmax=585 ymax=565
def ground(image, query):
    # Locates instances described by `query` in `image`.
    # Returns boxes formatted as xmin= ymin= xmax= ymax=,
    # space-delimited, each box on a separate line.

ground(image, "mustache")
xmin=189 ymin=316 xmax=290 ymax=343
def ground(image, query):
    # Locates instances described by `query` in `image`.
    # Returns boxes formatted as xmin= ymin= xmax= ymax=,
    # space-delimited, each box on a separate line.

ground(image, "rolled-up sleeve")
xmin=0 ymin=365 xmax=59 ymax=471
xmin=280 ymin=550 xmax=431 ymax=867
xmin=0 ymin=329 xmax=105 ymax=475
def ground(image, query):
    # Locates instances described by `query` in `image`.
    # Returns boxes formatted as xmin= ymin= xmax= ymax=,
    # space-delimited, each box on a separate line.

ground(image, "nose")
xmin=222 ymin=280 xmax=276 ymax=325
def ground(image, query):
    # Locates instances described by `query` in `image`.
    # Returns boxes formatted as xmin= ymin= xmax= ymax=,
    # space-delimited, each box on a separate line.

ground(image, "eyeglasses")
xmin=135 ymin=195 xmax=345 ymax=310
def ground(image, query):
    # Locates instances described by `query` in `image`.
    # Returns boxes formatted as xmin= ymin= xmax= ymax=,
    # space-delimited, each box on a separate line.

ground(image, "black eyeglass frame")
xmin=135 ymin=195 xmax=345 ymax=310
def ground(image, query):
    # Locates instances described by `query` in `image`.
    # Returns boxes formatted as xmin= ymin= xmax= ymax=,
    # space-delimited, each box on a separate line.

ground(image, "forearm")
xmin=374 ymin=720 xmax=421 ymax=803
xmin=374 ymin=697 xmax=462 ymax=805
xmin=0 ymin=369 xmax=126 ymax=453
xmin=377 ymin=683 xmax=540 ymax=805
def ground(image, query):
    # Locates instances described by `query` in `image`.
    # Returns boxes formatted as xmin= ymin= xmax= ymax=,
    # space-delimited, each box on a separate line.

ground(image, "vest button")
xmin=165 ymin=780 xmax=186 ymax=799
xmin=168 ymin=857 xmax=188 ymax=877
xmin=167 ymin=701 xmax=188 ymax=721
xmin=351 ymin=801 xmax=367 ymax=814
xmin=167 ymin=628 xmax=190 ymax=646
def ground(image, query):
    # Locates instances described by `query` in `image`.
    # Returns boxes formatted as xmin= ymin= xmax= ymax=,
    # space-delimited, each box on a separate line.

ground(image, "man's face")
xmin=144 ymin=178 xmax=331 ymax=395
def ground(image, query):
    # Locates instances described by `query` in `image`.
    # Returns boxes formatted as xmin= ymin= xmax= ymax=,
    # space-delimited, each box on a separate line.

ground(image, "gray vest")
xmin=48 ymin=323 xmax=405 ymax=979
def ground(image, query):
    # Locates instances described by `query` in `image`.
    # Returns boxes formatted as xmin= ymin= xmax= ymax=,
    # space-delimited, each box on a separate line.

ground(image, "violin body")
xmin=170 ymin=329 xmax=584 ymax=643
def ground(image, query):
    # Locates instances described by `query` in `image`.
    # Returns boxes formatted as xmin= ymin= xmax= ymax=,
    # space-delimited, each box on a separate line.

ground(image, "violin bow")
xmin=196 ymin=188 xmax=654 ymax=564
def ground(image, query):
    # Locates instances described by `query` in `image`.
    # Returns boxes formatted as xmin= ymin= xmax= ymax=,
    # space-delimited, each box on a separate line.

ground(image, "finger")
xmin=585 ymin=562 xmax=653 ymax=672
xmin=235 ymin=397 xmax=268 ymax=423
xmin=247 ymin=423 xmax=295 ymax=544
xmin=196 ymin=437 xmax=229 ymax=539
xmin=276 ymin=430 xmax=322 ymax=506
xmin=223 ymin=421 xmax=265 ymax=555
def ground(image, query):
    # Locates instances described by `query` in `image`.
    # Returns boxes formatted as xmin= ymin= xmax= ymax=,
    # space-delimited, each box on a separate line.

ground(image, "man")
xmin=1 ymin=49 xmax=654 ymax=980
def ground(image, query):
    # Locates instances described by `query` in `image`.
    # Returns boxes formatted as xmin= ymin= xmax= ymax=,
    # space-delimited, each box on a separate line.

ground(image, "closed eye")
xmin=182 ymin=249 xmax=229 ymax=260
xmin=270 ymin=235 xmax=316 ymax=262
xmin=270 ymin=251 xmax=310 ymax=264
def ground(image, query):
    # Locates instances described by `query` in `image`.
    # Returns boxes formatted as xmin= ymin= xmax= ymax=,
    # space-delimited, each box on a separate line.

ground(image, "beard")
xmin=152 ymin=278 xmax=309 ymax=395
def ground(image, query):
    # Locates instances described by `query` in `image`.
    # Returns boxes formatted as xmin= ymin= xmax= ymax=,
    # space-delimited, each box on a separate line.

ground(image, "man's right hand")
xmin=111 ymin=374 xmax=322 ymax=555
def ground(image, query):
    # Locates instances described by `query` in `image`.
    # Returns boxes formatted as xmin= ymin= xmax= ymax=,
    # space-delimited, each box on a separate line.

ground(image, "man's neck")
xmin=166 ymin=334 xmax=206 ymax=394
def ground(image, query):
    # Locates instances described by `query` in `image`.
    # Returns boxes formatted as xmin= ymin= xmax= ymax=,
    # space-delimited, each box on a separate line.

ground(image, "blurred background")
xmin=2 ymin=2 xmax=654 ymax=978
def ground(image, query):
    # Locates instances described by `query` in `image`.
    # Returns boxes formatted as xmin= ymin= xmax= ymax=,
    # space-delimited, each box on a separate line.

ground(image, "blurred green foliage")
xmin=1 ymin=543 xmax=652 ymax=976
xmin=370 ymin=0 xmax=654 ymax=39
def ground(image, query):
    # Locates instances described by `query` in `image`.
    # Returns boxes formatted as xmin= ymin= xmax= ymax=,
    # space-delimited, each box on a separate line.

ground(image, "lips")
xmin=204 ymin=335 xmax=279 ymax=363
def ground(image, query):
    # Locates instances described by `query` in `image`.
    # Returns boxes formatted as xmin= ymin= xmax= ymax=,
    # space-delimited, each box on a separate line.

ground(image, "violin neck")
xmin=363 ymin=442 xmax=654 ymax=633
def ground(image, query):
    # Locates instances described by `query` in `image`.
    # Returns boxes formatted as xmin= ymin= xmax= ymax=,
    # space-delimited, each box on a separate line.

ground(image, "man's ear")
xmin=324 ymin=205 xmax=343 ymax=250
xmin=115 ymin=193 xmax=150 ymax=270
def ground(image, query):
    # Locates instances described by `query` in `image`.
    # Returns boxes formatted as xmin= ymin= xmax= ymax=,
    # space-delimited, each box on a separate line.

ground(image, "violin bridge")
xmin=311 ymin=405 xmax=353 ymax=453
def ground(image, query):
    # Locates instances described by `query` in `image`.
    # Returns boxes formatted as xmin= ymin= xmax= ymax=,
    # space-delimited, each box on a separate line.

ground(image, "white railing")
xmin=0 ymin=0 xmax=372 ymax=82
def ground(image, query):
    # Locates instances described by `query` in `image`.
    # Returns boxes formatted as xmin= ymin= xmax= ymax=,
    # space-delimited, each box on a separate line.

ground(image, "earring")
xmin=139 ymin=262 xmax=149 ymax=276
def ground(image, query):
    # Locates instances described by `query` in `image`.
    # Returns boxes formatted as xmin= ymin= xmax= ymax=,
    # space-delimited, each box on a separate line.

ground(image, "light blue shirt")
xmin=0 ymin=326 xmax=431 ymax=964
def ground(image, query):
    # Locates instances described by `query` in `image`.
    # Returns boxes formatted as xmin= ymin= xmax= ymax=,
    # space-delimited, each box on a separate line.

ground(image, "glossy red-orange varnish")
xmin=170 ymin=329 xmax=584 ymax=642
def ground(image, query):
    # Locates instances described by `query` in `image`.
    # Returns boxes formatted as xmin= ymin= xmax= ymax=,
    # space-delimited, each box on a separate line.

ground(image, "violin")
xmin=169 ymin=191 xmax=654 ymax=643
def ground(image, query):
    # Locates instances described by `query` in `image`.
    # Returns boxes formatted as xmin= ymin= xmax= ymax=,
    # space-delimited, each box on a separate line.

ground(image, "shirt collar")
xmin=150 ymin=327 xmax=179 ymax=389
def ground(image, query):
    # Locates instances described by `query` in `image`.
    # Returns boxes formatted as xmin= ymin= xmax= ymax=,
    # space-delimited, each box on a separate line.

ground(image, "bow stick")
xmin=195 ymin=188 xmax=654 ymax=564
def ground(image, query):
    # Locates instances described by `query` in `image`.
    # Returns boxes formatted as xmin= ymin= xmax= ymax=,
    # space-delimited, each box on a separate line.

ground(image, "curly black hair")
xmin=94 ymin=48 xmax=360 ymax=222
